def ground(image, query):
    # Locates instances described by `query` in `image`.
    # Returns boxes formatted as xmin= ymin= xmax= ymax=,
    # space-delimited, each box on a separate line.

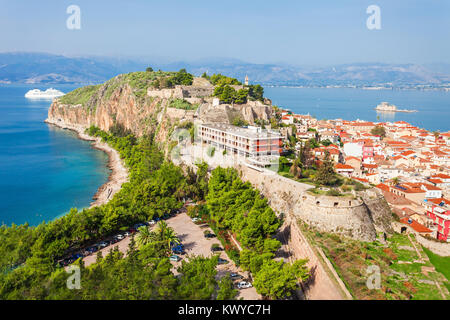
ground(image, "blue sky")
xmin=0 ymin=0 xmax=449 ymax=65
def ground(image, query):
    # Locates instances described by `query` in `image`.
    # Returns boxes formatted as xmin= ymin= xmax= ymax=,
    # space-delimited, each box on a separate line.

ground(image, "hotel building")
xmin=198 ymin=123 xmax=283 ymax=167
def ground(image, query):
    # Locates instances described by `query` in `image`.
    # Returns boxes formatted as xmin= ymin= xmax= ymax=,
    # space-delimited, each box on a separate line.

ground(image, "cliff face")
xmin=48 ymin=84 xmax=165 ymax=137
xmin=47 ymin=75 xmax=275 ymax=147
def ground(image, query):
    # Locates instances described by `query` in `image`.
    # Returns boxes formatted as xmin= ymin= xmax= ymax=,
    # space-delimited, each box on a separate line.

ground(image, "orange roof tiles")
xmin=400 ymin=217 xmax=432 ymax=233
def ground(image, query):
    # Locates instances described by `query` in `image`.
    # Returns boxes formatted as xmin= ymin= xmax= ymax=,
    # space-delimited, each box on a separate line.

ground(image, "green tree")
xmin=154 ymin=221 xmax=179 ymax=252
xmin=371 ymin=125 xmax=386 ymax=138
xmin=146 ymin=67 xmax=153 ymax=72
xmin=136 ymin=226 xmax=155 ymax=248
xmin=234 ymin=89 xmax=248 ymax=104
xmin=219 ymin=85 xmax=236 ymax=104
xmin=216 ymin=276 xmax=238 ymax=300
xmin=314 ymin=151 xmax=337 ymax=186
xmin=289 ymin=159 xmax=302 ymax=179
xmin=176 ymin=256 xmax=218 ymax=299
xmin=248 ymin=84 xmax=264 ymax=101
xmin=253 ymin=259 xmax=309 ymax=299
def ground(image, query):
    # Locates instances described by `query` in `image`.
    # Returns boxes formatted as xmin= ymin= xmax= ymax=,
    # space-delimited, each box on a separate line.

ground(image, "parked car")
xmin=217 ymin=258 xmax=228 ymax=265
xmin=61 ymin=258 xmax=73 ymax=266
xmin=192 ymin=217 xmax=201 ymax=222
xmin=71 ymin=253 xmax=84 ymax=260
xmin=211 ymin=246 xmax=223 ymax=252
xmin=169 ymin=255 xmax=181 ymax=262
xmin=230 ymin=273 xmax=243 ymax=280
xmin=124 ymin=231 xmax=131 ymax=237
xmin=204 ymin=233 xmax=216 ymax=238
xmin=115 ymin=234 xmax=125 ymax=240
xmin=172 ymin=248 xmax=185 ymax=255
xmin=237 ymin=281 xmax=252 ymax=289
xmin=98 ymin=241 xmax=108 ymax=248
xmin=87 ymin=246 xmax=98 ymax=253
xmin=148 ymin=220 xmax=156 ymax=225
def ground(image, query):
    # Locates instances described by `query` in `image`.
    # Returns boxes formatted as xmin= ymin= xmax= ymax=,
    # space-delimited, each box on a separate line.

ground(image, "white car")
xmin=191 ymin=217 xmax=201 ymax=222
xmin=237 ymin=281 xmax=252 ymax=289
xmin=115 ymin=234 xmax=124 ymax=240
xmin=148 ymin=220 xmax=156 ymax=225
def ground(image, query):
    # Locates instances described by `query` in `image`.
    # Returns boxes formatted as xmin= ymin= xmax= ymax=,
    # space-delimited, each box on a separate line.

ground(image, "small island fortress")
xmin=375 ymin=101 xmax=418 ymax=113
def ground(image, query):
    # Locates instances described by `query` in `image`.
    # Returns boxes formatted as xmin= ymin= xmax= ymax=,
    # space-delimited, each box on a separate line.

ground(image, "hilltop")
xmin=47 ymin=69 xmax=275 ymax=151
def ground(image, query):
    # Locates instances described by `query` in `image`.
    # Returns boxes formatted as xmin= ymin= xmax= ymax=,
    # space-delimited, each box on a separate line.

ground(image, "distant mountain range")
xmin=1 ymin=52 xmax=449 ymax=88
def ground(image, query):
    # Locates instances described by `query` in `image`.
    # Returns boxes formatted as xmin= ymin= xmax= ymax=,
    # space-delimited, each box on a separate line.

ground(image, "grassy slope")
xmin=299 ymin=221 xmax=450 ymax=300
xmin=58 ymin=84 xmax=101 ymax=106
xmin=422 ymin=246 xmax=450 ymax=291
xmin=58 ymin=71 xmax=176 ymax=108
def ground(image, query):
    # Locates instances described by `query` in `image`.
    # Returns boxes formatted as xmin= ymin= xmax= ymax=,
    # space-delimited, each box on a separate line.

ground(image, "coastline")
xmin=44 ymin=118 xmax=129 ymax=208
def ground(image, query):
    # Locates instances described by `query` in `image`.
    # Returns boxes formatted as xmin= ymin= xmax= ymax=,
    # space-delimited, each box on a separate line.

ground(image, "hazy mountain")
xmin=0 ymin=52 xmax=146 ymax=84
xmin=0 ymin=52 xmax=449 ymax=88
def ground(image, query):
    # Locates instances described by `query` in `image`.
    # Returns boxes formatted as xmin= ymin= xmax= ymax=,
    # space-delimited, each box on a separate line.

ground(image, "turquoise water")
xmin=0 ymin=85 xmax=110 ymax=226
xmin=264 ymin=87 xmax=450 ymax=132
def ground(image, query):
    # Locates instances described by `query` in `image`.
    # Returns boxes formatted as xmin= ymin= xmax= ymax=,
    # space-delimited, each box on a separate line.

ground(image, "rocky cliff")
xmin=47 ymin=72 xmax=275 ymax=148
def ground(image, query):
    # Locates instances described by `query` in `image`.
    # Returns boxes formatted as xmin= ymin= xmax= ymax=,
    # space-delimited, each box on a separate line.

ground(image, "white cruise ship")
xmin=25 ymin=88 xmax=65 ymax=100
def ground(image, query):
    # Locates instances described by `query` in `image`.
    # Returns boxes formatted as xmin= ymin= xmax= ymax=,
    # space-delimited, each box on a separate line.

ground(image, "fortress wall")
xmin=147 ymin=88 xmax=184 ymax=99
xmin=165 ymin=108 xmax=195 ymax=121
xmin=180 ymin=86 xmax=214 ymax=98
xmin=238 ymin=165 xmax=377 ymax=241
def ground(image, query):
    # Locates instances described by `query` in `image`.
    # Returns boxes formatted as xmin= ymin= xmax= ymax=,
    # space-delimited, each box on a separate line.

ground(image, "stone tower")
xmin=244 ymin=75 xmax=249 ymax=86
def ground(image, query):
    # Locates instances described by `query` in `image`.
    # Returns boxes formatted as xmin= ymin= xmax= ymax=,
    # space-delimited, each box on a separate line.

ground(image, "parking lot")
xmin=61 ymin=206 xmax=259 ymax=299
xmin=166 ymin=211 xmax=260 ymax=300
xmin=82 ymin=235 xmax=132 ymax=267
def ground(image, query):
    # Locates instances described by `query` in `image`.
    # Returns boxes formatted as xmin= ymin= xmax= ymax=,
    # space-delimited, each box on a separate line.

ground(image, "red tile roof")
xmin=335 ymin=163 xmax=354 ymax=170
xmin=400 ymin=217 xmax=432 ymax=233
xmin=376 ymin=183 xmax=390 ymax=192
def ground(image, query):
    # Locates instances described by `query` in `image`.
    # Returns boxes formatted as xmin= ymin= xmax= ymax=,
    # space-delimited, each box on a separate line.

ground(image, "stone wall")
xmin=237 ymin=165 xmax=393 ymax=241
xmin=147 ymin=85 xmax=214 ymax=100
xmin=180 ymin=86 xmax=214 ymax=98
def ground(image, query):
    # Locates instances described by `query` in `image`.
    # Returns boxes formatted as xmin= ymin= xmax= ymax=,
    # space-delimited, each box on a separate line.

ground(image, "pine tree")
xmin=314 ymin=151 xmax=337 ymax=186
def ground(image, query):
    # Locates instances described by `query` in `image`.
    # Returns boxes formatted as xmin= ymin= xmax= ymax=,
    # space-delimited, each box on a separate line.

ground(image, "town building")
xmin=198 ymin=123 xmax=282 ymax=167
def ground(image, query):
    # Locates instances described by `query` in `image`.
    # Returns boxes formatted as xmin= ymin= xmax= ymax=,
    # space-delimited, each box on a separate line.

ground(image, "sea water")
xmin=264 ymin=87 xmax=450 ymax=132
xmin=0 ymin=85 xmax=110 ymax=226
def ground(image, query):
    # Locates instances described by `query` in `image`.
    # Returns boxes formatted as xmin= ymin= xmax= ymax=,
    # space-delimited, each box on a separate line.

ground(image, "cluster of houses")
xmin=277 ymin=109 xmax=450 ymax=242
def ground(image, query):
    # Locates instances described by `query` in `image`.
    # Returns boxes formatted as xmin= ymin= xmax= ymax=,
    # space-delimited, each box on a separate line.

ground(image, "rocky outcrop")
xmin=48 ymin=76 xmax=276 ymax=147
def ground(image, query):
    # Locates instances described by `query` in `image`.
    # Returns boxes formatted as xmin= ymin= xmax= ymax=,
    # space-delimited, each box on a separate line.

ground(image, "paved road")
xmin=83 ymin=236 xmax=132 ymax=267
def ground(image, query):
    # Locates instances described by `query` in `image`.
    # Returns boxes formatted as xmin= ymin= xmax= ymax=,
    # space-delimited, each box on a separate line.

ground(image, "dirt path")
xmin=278 ymin=214 xmax=352 ymax=300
